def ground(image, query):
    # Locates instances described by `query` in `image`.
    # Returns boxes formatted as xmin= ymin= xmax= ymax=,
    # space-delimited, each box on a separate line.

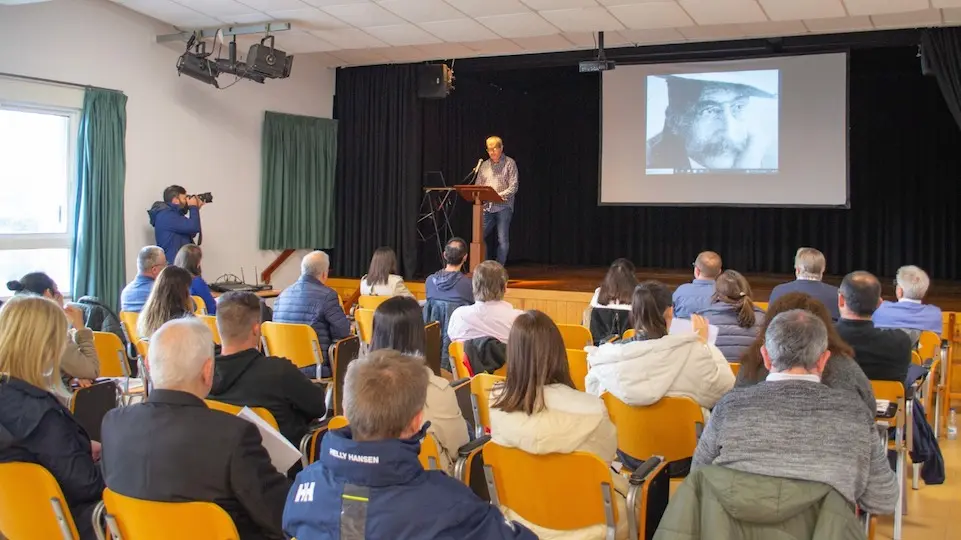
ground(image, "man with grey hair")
xmin=873 ymin=264 xmax=943 ymax=337
xmin=769 ymin=247 xmax=840 ymax=321
xmin=283 ymin=350 xmax=535 ymax=539
xmin=693 ymin=310 xmax=898 ymax=515
xmin=120 ymin=245 xmax=166 ymax=312
xmin=447 ymin=260 xmax=523 ymax=343
xmin=273 ymin=250 xmax=350 ymax=376
xmin=100 ymin=318 xmax=290 ymax=540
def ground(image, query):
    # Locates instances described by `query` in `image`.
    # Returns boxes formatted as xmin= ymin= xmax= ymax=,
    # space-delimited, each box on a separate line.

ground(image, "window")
xmin=0 ymin=105 xmax=78 ymax=296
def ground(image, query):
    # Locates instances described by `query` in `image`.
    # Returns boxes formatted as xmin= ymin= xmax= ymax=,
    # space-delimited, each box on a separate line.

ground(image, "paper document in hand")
xmin=237 ymin=407 xmax=303 ymax=473
xmin=669 ymin=318 xmax=719 ymax=345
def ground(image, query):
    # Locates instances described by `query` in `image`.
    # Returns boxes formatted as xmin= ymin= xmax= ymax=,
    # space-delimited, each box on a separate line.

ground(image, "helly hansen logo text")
xmin=295 ymin=482 xmax=315 ymax=503
xmin=329 ymin=448 xmax=380 ymax=464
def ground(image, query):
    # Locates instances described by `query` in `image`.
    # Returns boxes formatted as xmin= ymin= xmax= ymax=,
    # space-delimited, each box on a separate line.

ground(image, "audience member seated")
xmin=7 ymin=272 xmax=99 ymax=381
xmin=148 ymin=184 xmax=202 ymax=263
xmin=101 ymin=318 xmax=289 ymax=540
xmin=696 ymin=270 xmax=765 ymax=362
xmin=208 ymin=292 xmax=327 ymax=446
xmin=136 ymin=266 xmax=194 ymax=339
xmin=120 ymin=245 xmax=166 ymax=313
xmin=490 ymin=310 xmax=627 ymax=540
xmin=283 ymin=349 xmax=534 ymax=539
xmin=836 ymin=271 xmax=912 ymax=383
xmin=0 ymin=296 xmax=105 ymax=540
xmin=768 ymin=247 xmax=840 ymax=321
xmin=360 ymin=246 xmax=414 ymax=297
xmin=693 ymin=310 xmax=898 ymax=515
xmin=448 ymin=260 xmax=522 ymax=344
xmin=425 ymin=237 xmax=473 ymax=305
xmin=174 ymin=244 xmax=217 ymax=315
xmin=735 ymin=292 xmax=875 ymax=415
xmin=272 ymin=251 xmax=350 ymax=378
xmin=673 ymin=251 xmax=721 ymax=318
xmin=873 ymin=264 xmax=943 ymax=341
xmin=370 ymin=297 xmax=469 ymax=475
xmin=588 ymin=258 xmax=637 ymax=343
xmin=586 ymin=281 xmax=734 ymax=414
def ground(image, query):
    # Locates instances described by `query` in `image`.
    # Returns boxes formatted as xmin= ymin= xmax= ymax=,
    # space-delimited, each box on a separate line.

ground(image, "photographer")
xmin=148 ymin=185 xmax=208 ymax=263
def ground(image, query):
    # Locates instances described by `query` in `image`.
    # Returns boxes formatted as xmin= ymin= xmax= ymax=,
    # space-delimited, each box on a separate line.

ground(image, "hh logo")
xmin=294 ymin=482 xmax=315 ymax=503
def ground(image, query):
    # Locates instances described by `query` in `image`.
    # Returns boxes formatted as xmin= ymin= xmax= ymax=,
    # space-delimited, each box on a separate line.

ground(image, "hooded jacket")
xmin=653 ymin=466 xmax=866 ymax=540
xmin=283 ymin=426 xmax=535 ymax=540
xmin=425 ymin=270 xmax=474 ymax=305
xmin=209 ymin=348 xmax=327 ymax=445
xmin=148 ymin=201 xmax=200 ymax=263
xmin=585 ymin=334 xmax=734 ymax=412
xmin=695 ymin=303 xmax=765 ymax=362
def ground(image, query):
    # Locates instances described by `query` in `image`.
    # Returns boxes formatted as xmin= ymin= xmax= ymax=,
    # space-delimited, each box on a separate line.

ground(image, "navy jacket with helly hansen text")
xmin=283 ymin=425 xmax=535 ymax=540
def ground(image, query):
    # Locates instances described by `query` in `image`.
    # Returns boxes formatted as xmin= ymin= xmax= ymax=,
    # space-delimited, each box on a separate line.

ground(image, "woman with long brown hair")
xmin=697 ymin=269 xmax=765 ymax=362
xmin=736 ymin=291 xmax=875 ymax=414
xmin=588 ymin=259 xmax=638 ymax=343
xmin=360 ymin=246 xmax=414 ymax=297
xmin=137 ymin=266 xmax=194 ymax=339
xmin=489 ymin=310 xmax=628 ymax=540
xmin=174 ymin=244 xmax=217 ymax=315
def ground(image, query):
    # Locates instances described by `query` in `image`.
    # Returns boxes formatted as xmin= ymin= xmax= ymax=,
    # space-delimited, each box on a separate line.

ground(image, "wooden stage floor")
xmin=500 ymin=264 xmax=961 ymax=312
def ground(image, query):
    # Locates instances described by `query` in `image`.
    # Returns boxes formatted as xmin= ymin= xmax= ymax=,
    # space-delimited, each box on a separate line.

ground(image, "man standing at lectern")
xmin=477 ymin=136 xmax=519 ymax=266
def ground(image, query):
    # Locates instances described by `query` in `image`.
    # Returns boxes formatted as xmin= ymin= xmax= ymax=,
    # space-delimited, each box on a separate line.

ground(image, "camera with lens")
xmin=190 ymin=192 xmax=214 ymax=204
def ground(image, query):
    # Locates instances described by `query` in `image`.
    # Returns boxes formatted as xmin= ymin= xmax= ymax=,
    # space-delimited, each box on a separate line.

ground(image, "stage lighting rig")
xmin=176 ymin=37 xmax=220 ymax=88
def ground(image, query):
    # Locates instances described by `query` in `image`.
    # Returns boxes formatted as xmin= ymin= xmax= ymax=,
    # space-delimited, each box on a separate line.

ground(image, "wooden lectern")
xmin=454 ymin=185 xmax=503 ymax=271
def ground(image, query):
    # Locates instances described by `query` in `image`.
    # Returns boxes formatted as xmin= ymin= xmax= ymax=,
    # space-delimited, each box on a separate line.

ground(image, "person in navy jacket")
xmin=873 ymin=265 xmax=943 ymax=338
xmin=148 ymin=185 xmax=204 ymax=263
xmin=768 ymin=247 xmax=841 ymax=321
xmin=283 ymin=349 xmax=535 ymax=540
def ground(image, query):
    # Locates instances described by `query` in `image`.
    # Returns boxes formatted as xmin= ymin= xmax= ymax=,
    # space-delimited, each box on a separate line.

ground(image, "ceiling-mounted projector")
xmin=246 ymin=36 xmax=294 ymax=79
xmin=579 ymin=31 xmax=615 ymax=73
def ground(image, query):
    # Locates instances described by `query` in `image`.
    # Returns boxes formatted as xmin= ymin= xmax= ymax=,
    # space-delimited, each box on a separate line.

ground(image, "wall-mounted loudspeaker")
xmin=417 ymin=64 xmax=454 ymax=99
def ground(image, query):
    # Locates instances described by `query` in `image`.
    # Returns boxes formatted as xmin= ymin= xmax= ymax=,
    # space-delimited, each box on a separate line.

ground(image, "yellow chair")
xmin=92 ymin=331 xmax=130 ymax=377
xmin=0 ymin=462 xmax=79 ymax=540
xmin=450 ymin=342 xmax=471 ymax=379
xmin=260 ymin=321 xmax=327 ymax=380
xmin=200 ymin=315 xmax=221 ymax=345
xmin=328 ymin=415 xmax=350 ymax=430
xmin=917 ymin=331 xmax=940 ymax=363
xmin=356 ymin=308 xmax=375 ymax=344
xmin=911 ymin=351 xmax=922 ymax=366
xmin=299 ymin=416 xmax=351 ymax=467
xmin=101 ymin=488 xmax=239 ymax=540
xmin=119 ymin=311 xmax=140 ymax=343
xmin=556 ymin=323 xmax=593 ymax=350
xmin=191 ymin=295 xmax=207 ymax=315
xmin=302 ymin=416 xmax=442 ymax=471
xmin=755 ymin=302 xmax=768 ymax=311
xmin=729 ymin=363 xmax=740 ymax=377
xmin=622 ymin=329 xmax=635 ymax=340
xmin=567 ymin=349 xmax=589 ymax=392
xmin=471 ymin=374 xmax=506 ymax=438
xmin=602 ymin=393 xmax=704 ymax=464
xmin=358 ymin=295 xmax=390 ymax=310
xmin=419 ymin=433 xmax=444 ymax=470
xmin=203 ymin=400 xmax=279 ymax=431
xmin=871 ymin=380 xmax=908 ymax=538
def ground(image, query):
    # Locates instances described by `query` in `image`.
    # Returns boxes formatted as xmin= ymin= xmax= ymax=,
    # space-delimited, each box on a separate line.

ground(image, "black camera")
xmin=189 ymin=192 xmax=214 ymax=204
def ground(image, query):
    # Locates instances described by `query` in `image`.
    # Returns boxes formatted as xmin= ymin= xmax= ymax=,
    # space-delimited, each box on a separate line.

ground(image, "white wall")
xmin=0 ymin=0 xmax=335 ymax=291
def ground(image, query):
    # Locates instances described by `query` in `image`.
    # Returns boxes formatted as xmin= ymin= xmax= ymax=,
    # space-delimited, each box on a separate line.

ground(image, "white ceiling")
xmin=107 ymin=0 xmax=961 ymax=66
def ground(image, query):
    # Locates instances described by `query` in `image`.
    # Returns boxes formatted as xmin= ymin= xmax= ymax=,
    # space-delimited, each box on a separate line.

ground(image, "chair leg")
xmin=912 ymin=462 xmax=921 ymax=490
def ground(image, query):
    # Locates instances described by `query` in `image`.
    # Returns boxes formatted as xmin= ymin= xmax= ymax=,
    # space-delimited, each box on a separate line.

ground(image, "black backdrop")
xmin=333 ymin=35 xmax=961 ymax=280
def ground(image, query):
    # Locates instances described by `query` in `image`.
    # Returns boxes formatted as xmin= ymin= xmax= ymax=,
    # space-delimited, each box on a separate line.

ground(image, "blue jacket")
xmin=672 ymin=279 xmax=716 ymax=319
xmin=426 ymin=270 xmax=474 ymax=305
xmin=148 ymin=202 xmax=201 ymax=263
xmin=283 ymin=426 xmax=535 ymax=540
xmin=424 ymin=298 xmax=470 ymax=372
xmin=272 ymin=275 xmax=350 ymax=363
xmin=697 ymin=302 xmax=766 ymax=362
xmin=190 ymin=275 xmax=217 ymax=315
xmin=0 ymin=377 xmax=104 ymax=539
xmin=768 ymin=279 xmax=841 ymax=321
xmin=120 ymin=274 xmax=155 ymax=313
xmin=873 ymin=300 xmax=943 ymax=335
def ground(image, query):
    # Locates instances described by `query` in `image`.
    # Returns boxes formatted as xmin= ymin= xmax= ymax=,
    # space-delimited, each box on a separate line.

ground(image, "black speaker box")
xmin=418 ymin=64 xmax=451 ymax=99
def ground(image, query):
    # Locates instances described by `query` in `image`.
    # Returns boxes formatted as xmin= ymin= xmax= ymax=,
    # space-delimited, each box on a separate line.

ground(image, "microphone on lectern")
xmin=473 ymin=158 xmax=483 ymax=174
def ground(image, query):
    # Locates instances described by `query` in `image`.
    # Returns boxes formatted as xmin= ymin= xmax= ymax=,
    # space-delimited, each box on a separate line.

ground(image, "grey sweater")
xmin=692 ymin=380 xmax=898 ymax=515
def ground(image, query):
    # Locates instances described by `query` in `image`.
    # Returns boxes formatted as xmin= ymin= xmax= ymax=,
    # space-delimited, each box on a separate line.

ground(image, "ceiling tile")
xmin=319 ymin=2 xmax=406 ymax=26
xmin=330 ymin=48 xmax=392 ymax=65
xmin=934 ymin=0 xmax=961 ymax=7
xmin=462 ymin=38 xmax=525 ymax=54
xmin=802 ymin=15 xmax=874 ymax=32
xmin=268 ymin=29 xmax=341 ymax=52
xmin=617 ymin=27 xmax=688 ymax=44
xmin=415 ymin=41 xmax=478 ymax=57
xmin=756 ymin=0 xmax=846 ymax=20
xmin=171 ymin=0 xmax=254 ymax=17
xmin=677 ymin=23 xmax=747 ymax=41
xmin=521 ymin=0 xmax=598 ymax=9
xmin=595 ymin=0 xmax=674 ymax=4
xmin=367 ymin=45 xmax=430 ymax=62
xmin=444 ymin=0 xmax=531 ymax=17
xmin=842 ymin=0 xmax=929 ymax=15
xmin=739 ymin=19 xmax=807 ymax=36
xmin=679 ymin=0 xmax=768 ymax=25
xmin=265 ymin=8 xmax=349 ymax=29
xmin=608 ymin=2 xmax=694 ymax=29
xmin=511 ymin=33 xmax=577 ymax=52
xmin=309 ymin=52 xmax=347 ymax=67
xmin=539 ymin=7 xmax=624 ymax=32
xmin=943 ymin=7 xmax=961 ymax=21
xmin=476 ymin=11 xmax=559 ymax=37
xmin=235 ymin=0 xmax=310 ymax=10
xmin=364 ymin=23 xmax=444 ymax=44
xmin=118 ymin=0 xmax=205 ymax=21
xmin=419 ymin=18 xmax=500 ymax=40
xmin=309 ymin=27 xmax=389 ymax=48
xmin=301 ymin=0 xmax=370 ymax=6
xmin=376 ymin=0 xmax=469 ymax=23
xmin=217 ymin=12 xmax=272 ymax=24
xmin=871 ymin=8 xmax=943 ymax=27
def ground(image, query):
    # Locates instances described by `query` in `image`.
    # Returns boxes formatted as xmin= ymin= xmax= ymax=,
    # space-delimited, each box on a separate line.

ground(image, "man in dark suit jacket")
xmin=835 ymin=271 xmax=912 ymax=383
xmin=100 ymin=318 xmax=290 ymax=540
xmin=209 ymin=291 xmax=327 ymax=446
xmin=769 ymin=247 xmax=841 ymax=321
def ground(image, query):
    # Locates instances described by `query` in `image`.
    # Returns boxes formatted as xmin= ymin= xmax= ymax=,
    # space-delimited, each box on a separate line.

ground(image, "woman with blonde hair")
xmin=138 ymin=265 xmax=194 ymax=339
xmin=0 ymin=296 xmax=105 ymax=539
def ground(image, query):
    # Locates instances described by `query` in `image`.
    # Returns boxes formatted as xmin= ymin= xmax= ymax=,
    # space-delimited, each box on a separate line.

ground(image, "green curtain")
xmin=260 ymin=111 xmax=337 ymax=250
xmin=71 ymin=89 xmax=127 ymax=310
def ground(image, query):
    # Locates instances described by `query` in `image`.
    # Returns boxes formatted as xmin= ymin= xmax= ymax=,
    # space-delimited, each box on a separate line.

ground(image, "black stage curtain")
xmin=335 ymin=46 xmax=961 ymax=280
xmin=921 ymin=27 xmax=961 ymax=131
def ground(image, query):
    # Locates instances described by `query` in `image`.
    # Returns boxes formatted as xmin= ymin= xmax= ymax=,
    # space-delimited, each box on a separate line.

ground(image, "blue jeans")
xmin=483 ymin=208 xmax=512 ymax=265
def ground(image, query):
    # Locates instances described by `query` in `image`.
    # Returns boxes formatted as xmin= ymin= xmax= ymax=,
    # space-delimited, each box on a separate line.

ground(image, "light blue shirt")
xmin=872 ymin=298 xmax=942 ymax=335
xmin=120 ymin=274 xmax=155 ymax=313
xmin=672 ymin=279 xmax=716 ymax=319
